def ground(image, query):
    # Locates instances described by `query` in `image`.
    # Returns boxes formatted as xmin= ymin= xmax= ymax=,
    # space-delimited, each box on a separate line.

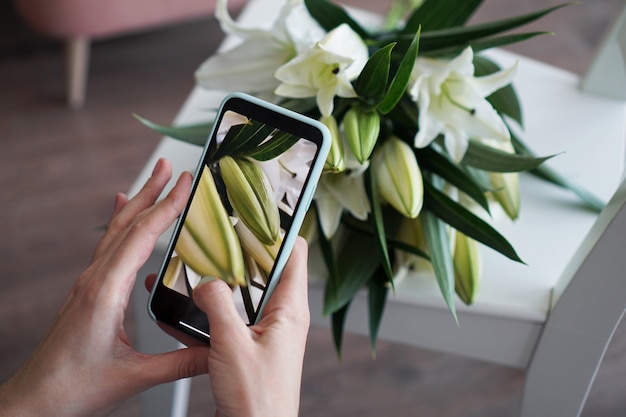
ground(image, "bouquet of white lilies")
xmin=139 ymin=0 xmax=601 ymax=353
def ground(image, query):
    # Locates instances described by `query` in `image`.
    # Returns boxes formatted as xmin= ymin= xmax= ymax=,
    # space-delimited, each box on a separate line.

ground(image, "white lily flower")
xmin=274 ymin=23 xmax=369 ymax=117
xmin=195 ymin=0 xmax=324 ymax=97
xmin=259 ymin=138 xmax=318 ymax=215
xmin=314 ymin=149 xmax=370 ymax=238
xmin=409 ymin=46 xmax=518 ymax=161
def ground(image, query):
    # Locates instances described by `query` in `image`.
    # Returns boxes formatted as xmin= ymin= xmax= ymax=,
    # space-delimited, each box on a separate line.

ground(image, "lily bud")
xmin=163 ymin=255 xmax=183 ymax=289
xmin=490 ymin=171 xmax=520 ymax=220
xmin=395 ymin=216 xmax=430 ymax=272
xmin=320 ymin=115 xmax=345 ymax=173
xmin=235 ymin=219 xmax=282 ymax=277
xmin=373 ymin=137 xmax=423 ymax=219
xmin=219 ymin=156 xmax=280 ymax=246
xmin=485 ymin=140 xmax=520 ymax=220
xmin=343 ymin=107 xmax=380 ymax=164
xmin=453 ymin=231 xmax=482 ymax=305
xmin=175 ymin=165 xmax=246 ymax=286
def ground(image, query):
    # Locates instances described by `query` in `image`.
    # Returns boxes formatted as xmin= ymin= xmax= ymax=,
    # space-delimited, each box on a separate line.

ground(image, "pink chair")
xmin=13 ymin=0 xmax=247 ymax=109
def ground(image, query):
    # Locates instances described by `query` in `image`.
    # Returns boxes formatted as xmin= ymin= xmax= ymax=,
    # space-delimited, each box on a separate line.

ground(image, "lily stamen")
xmin=279 ymin=159 xmax=298 ymax=178
xmin=441 ymin=84 xmax=476 ymax=115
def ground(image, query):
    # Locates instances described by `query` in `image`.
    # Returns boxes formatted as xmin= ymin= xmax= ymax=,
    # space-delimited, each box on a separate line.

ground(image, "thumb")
xmin=193 ymin=278 xmax=246 ymax=338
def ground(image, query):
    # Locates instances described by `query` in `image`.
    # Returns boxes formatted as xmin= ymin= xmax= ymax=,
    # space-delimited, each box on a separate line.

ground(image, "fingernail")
xmin=195 ymin=276 xmax=217 ymax=289
xmin=151 ymin=158 xmax=164 ymax=176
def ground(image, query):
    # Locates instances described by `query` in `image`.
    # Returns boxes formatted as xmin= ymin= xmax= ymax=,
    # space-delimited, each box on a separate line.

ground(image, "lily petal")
xmin=409 ymin=46 xmax=516 ymax=161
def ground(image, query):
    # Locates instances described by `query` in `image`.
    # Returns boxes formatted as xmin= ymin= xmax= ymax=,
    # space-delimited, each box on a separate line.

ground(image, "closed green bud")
xmin=219 ymin=156 xmax=280 ymax=246
xmin=453 ymin=231 xmax=482 ymax=305
xmin=344 ymin=107 xmax=380 ymax=164
xmin=320 ymin=115 xmax=345 ymax=173
xmin=490 ymin=171 xmax=520 ymax=220
xmin=485 ymin=139 xmax=520 ymax=220
xmin=395 ymin=216 xmax=430 ymax=272
xmin=175 ymin=165 xmax=246 ymax=286
xmin=235 ymin=220 xmax=282 ymax=277
xmin=373 ymin=137 xmax=423 ymax=219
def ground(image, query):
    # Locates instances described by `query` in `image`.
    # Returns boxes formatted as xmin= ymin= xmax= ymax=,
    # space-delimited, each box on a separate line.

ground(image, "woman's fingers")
xmin=93 ymin=158 xmax=174 ymax=260
xmin=98 ymin=171 xmax=193 ymax=307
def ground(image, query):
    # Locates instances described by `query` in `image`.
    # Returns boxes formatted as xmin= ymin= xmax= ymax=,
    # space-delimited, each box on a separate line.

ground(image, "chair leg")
xmin=65 ymin=36 xmax=90 ymax=110
xmin=521 ymin=178 xmax=626 ymax=417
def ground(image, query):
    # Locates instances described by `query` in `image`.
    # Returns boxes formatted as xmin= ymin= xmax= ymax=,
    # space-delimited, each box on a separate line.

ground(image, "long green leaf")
xmin=315 ymin=205 xmax=342 ymax=317
xmin=377 ymin=28 xmax=421 ymax=115
xmin=247 ymin=131 xmax=299 ymax=161
xmin=387 ymin=238 xmax=430 ymax=259
xmin=510 ymin=130 xmax=606 ymax=212
xmin=366 ymin=168 xmax=394 ymax=281
xmin=462 ymin=140 xmax=555 ymax=173
xmin=368 ymin=276 xmax=388 ymax=356
xmin=354 ymin=43 xmax=395 ymax=103
xmin=419 ymin=3 xmax=571 ymax=52
xmin=323 ymin=234 xmax=382 ymax=315
xmin=213 ymin=120 xmax=275 ymax=160
xmin=421 ymin=32 xmax=551 ymax=61
xmin=420 ymin=210 xmax=458 ymax=323
xmin=403 ymin=0 xmax=483 ymax=33
xmin=331 ymin=302 xmax=351 ymax=359
xmin=304 ymin=0 xmax=370 ymax=39
xmin=134 ymin=114 xmax=212 ymax=146
xmin=423 ymin=180 xmax=523 ymax=263
xmin=417 ymin=146 xmax=490 ymax=212
xmin=472 ymin=32 xmax=552 ymax=59
xmin=341 ymin=215 xmax=429 ymax=259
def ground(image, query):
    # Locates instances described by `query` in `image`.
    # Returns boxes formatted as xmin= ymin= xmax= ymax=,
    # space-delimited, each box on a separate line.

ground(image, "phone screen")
xmin=150 ymin=94 xmax=328 ymax=342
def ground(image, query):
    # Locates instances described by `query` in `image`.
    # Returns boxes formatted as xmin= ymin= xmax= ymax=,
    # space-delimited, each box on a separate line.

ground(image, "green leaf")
xmin=304 ymin=0 xmax=370 ymax=40
xmin=403 ymin=0 xmax=483 ymax=33
xmin=323 ymin=233 xmax=382 ymax=315
xmin=354 ymin=43 xmax=395 ymax=103
xmin=387 ymin=238 xmax=430 ymax=259
xmin=213 ymin=120 xmax=275 ymax=161
xmin=134 ymin=114 xmax=212 ymax=146
xmin=377 ymin=28 xmax=421 ymax=115
xmin=510 ymin=130 xmax=606 ymax=212
xmin=420 ymin=210 xmax=457 ymax=323
xmin=247 ymin=131 xmax=299 ymax=161
xmin=368 ymin=276 xmax=388 ymax=356
xmin=315 ymin=205 xmax=342 ymax=317
xmin=462 ymin=139 xmax=555 ymax=173
xmin=422 ymin=32 xmax=551 ymax=61
xmin=423 ymin=180 xmax=523 ymax=263
xmin=365 ymin=167 xmax=393 ymax=281
xmin=473 ymin=55 xmax=523 ymax=126
xmin=331 ymin=302 xmax=351 ymax=359
xmin=417 ymin=146 xmax=490 ymax=212
xmin=419 ymin=3 xmax=571 ymax=53
xmin=341 ymin=215 xmax=429 ymax=259
xmin=472 ymin=32 xmax=552 ymax=58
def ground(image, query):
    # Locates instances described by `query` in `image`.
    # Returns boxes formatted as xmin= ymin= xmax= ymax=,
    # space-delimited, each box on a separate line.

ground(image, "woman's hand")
xmin=193 ymin=237 xmax=311 ymax=417
xmin=0 ymin=159 xmax=210 ymax=417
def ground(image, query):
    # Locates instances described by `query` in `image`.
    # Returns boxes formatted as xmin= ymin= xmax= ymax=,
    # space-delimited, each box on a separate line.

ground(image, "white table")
xmin=128 ymin=0 xmax=626 ymax=415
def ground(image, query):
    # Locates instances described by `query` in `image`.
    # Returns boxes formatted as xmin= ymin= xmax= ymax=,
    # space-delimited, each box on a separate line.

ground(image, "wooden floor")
xmin=1 ymin=0 xmax=625 ymax=416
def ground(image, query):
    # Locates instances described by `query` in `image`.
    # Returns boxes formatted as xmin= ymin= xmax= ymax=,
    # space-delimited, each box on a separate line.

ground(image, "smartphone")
xmin=149 ymin=92 xmax=330 ymax=343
